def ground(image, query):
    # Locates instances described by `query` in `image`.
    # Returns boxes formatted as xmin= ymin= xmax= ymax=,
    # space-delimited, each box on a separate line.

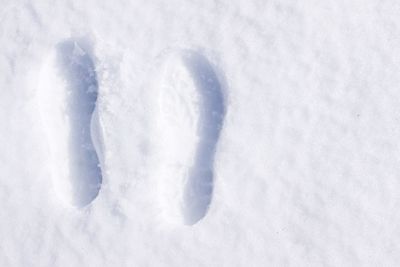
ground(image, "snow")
xmin=2 ymin=0 xmax=400 ymax=266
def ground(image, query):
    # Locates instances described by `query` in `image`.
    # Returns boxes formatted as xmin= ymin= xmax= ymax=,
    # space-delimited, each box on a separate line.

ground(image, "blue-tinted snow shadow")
xmin=55 ymin=38 xmax=102 ymax=208
xmin=182 ymin=52 xmax=225 ymax=225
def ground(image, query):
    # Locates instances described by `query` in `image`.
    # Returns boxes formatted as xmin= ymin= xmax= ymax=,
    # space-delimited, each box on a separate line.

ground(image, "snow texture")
xmin=2 ymin=0 xmax=400 ymax=266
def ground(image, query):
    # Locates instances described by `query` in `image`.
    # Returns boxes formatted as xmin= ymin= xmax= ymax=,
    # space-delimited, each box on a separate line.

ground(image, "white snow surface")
xmin=2 ymin=0 xmax=400 ymax=266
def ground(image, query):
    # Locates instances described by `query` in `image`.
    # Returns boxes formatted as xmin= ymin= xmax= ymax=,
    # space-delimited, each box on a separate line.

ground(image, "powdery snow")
xmin=1 ymin=0 xmax=400 ymax=266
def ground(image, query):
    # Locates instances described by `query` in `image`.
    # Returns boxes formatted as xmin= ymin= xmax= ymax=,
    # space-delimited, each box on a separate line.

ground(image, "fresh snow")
xmin=2 ymin=0 xmax=400 ymax=266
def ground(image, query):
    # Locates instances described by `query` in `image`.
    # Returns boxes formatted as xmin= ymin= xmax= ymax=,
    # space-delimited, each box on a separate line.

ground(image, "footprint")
xmin=37 ymin=39 xmax=102 ymax=208
xmin=155 ymin=51 xmax=225 ymax=225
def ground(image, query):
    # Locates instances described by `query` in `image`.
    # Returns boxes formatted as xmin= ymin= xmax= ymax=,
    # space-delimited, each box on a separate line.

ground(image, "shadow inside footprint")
xmin=182 ymin=52 xmax=225 ymax=225
xmin=55 ymin=40 xmax=102 ymax=208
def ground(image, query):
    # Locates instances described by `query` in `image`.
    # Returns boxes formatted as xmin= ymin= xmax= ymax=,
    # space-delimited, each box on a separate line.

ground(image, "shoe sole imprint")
xmin=155 ymin=51 xmax=225 ymax=225
xmin=38 ymin=39 xmax=102 ymax=208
